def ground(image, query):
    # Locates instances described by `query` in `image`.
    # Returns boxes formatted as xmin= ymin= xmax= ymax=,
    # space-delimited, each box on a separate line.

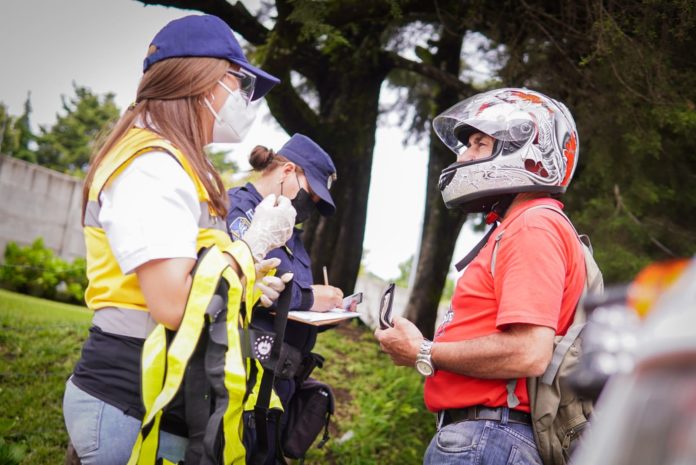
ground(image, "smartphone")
xmin=379 ymin=283 xmax=396 ymax=329
xmin=342 ymin=292 xmax=363 ymax=311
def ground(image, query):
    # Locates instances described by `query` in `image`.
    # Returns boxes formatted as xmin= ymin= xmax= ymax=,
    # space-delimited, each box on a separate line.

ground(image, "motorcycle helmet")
xmin=433 ymin=88 xmax=579 ymax=212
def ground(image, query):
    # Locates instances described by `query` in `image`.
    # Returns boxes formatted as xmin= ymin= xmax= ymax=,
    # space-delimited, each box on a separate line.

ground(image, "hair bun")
xmin=249 ymin=145 xmax=276 ymax=171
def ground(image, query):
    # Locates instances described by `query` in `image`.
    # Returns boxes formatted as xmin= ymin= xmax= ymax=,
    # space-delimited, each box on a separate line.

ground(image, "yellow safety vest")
xmin=83 ymin=127 xmax=233 ymax=313
xmin=83 ymin=128 xmax=280 ymax=465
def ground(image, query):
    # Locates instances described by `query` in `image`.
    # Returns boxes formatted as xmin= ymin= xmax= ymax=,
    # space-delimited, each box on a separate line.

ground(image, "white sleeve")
xmin=98 ymin=151 xmax=201 ymax=275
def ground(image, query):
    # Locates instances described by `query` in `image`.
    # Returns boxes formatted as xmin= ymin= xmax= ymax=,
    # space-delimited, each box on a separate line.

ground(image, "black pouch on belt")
xmin=281 ymin=377 xmax=335 ymax=460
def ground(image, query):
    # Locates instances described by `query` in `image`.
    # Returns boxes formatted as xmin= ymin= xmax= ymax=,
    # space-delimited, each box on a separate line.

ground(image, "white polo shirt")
xmin=98 ymin=151 xmax=200 ymax=275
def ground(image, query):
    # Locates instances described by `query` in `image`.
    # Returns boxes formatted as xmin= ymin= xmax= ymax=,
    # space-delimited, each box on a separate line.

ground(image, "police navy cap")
xmin=143 ymin=15 xmax=280 ymax=101
xmin=278 ymin=134 xmax=337 ymax=216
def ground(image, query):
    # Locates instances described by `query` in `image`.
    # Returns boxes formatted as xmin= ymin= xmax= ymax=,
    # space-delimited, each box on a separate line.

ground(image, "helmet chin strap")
xmin=454 ymin=195 xmax=515 ymax=272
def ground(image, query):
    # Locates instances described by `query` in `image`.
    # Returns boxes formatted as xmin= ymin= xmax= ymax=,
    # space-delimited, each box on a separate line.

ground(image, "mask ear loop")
xmin=202 ymin=93 xmax=223 ymax=124
xmin=295 ymin=172 xmax=303 ymax=192
xmin=218 ymin=78 xmax=251 ymax=107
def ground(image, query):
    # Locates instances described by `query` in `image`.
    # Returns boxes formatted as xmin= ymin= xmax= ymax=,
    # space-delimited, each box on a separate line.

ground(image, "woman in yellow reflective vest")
xmin=63 ymin=15 xmax=295 ymax=465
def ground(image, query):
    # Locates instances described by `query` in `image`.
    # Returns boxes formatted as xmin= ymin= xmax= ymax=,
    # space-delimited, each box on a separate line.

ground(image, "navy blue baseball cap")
xmin=143 ymin=15 xmax=280 ymax=101
xmin=278 ymin=134 xmax=337 ymax=216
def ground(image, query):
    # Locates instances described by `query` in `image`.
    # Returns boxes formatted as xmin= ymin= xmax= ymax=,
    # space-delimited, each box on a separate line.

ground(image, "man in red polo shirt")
xmin=376 ymin=88 xmax=585 ymax=465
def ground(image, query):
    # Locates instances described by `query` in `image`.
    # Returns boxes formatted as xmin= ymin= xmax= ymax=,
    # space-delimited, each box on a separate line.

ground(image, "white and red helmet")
xmin=433 ymin=88 xmax=579 ymax=212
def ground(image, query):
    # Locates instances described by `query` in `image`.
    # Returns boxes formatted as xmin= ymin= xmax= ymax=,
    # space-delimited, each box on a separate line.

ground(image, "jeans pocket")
xmin=63 ymin=380 xmax=104 ymax=456
xmin=436 ymin=421 xmax=481 ymax=453
xmin=506 ymin=443 xmax=543 ymax=465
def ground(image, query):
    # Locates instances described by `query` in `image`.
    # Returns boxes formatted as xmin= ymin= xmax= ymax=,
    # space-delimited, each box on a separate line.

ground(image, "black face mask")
xmin=280 ymin=173 xmax=316 ymax=224
xmin=291 ymin=188 xmax=314 ymax=224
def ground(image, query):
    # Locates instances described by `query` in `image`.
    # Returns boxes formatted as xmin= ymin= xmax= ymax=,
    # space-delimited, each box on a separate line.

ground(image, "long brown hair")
xmin=81 ymin=56 xmax=229 ymax=223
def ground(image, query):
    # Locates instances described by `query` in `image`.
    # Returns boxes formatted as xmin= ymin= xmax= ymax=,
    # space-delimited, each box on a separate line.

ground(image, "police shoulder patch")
xmin=229 ymin=216 xmax=251 ymax=240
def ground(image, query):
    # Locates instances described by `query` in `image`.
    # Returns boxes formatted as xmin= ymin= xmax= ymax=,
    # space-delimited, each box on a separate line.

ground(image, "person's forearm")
xmin=431 ymin=326 xmax=553 ymax=379
xmin=136 ymin=258 xmax=196 ymax=330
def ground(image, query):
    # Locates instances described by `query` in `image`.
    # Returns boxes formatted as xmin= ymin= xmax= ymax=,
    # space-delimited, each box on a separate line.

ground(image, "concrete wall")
xmin=0 ymin=155 xmax=84 ymax=261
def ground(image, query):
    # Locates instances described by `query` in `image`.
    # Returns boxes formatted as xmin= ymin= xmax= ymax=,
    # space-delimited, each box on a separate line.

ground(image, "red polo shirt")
xmin=424 ymin=198 xmax=585 ymax=413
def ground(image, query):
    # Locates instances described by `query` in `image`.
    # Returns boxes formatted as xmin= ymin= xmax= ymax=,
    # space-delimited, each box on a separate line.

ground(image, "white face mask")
xmin=204 ymin=81 xmax=257 ymax=143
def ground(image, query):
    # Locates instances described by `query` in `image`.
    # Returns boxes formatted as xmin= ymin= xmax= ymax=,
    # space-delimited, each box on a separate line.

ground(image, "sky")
xmin=0 ymin=0 xmax=483 ymax=282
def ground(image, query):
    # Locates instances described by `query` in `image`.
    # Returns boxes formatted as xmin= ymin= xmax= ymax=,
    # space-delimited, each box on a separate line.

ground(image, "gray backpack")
xmin=491 ymin=205 xmax=604 ymax=465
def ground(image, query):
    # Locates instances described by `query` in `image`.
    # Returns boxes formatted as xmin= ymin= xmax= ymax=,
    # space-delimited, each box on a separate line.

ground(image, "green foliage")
xmin=441 ymin=277 xmax=455 ymax=303
xmin=205 ymin=148 xmax=238 ymax=174
xmin=494 ymin=0 xmax=696 ymax=283
xmin=34 ymin=84 xmax=119 ymax=176
xmin=205 ymin=146 xmax=239 ymax=189
xmin=286 ymin=0 xmax=351 ymax=54
xmin=0 ymin=239 xmax=87 ymax=305
xmin=0 ymin=291 xmax=432 ymax=465
xmin=0 ymin=439 xmax=26 ymax=465
xmin=393 ymin=255 xmax=412 ymax=288
xmin=0 ymin=290 xmax=91 ymax=465
xmin=0 ymin=97 xmax=35 ymax=163
xmin=305 ymin=323 xmax=432 ymax=464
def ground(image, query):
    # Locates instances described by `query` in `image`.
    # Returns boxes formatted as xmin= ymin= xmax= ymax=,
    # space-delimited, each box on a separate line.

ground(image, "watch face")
xmin=416 ymin=359 xmax=434 ymax=377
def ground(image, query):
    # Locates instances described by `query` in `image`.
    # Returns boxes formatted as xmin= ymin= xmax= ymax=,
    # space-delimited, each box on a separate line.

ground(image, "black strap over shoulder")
xmin=253 ymin=284 xmax=293 ymax=465
xmin=454 ymin=196 xmax=514 ymax=272
xmin=454 ymin=223 xmax=498 ymax=272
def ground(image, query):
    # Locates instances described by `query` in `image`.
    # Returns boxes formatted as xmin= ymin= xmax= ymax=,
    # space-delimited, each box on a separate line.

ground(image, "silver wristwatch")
xmin=415 ymin=339 xmax=435 ymax=377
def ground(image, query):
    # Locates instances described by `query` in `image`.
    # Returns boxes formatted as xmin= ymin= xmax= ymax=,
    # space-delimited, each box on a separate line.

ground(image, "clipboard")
xmin=279 ymin=291 xmax=364 ymax=327
xmin=287 ymin=308 xmax=360 ymax=326
xmin=379 ymin=282 xmax=396 ymax=329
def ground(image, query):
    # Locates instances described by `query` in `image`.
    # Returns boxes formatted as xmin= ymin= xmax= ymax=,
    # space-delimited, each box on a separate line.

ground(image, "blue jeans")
xmin=63 ymin=378 xmax=187 ymax=465
xmin=424 ymin=414 xmax=543 ymax=465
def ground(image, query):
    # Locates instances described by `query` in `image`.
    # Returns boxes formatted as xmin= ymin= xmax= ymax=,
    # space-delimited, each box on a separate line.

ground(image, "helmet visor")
xmin=433 ymin=90 xmax=537 ymax=159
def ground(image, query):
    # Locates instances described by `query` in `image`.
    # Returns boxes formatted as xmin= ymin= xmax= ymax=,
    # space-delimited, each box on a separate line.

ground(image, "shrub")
xmin=0 ymin=239 xmax=87 ymax=304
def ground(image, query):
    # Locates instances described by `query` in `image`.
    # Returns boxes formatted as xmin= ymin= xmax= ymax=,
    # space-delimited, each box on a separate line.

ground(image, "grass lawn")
xmin=0 ymin=290 xmax=432 ymax=465
xmin=0 ymin=289 xmax=91 ymax=464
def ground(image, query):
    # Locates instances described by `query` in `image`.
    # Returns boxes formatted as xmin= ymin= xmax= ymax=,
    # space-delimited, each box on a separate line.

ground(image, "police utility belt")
xmin=438 ymin=406 xmax=532 ymax=428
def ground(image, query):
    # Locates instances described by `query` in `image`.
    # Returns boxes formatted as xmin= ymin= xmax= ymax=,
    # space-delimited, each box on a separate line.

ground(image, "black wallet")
xmin=379 ymin=282 xmax=396 ymax=329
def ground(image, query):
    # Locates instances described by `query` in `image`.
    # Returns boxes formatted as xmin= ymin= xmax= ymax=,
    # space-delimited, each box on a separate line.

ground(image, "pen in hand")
xmin=323 ymin=266 xmax=329 ymax=286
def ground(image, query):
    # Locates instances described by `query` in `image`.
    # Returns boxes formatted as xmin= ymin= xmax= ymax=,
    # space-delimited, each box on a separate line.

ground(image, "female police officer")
xmin=227 ymin=134 xmax=342 ymax=462
xmin=63 ymin=15 xmax=296 ymax=465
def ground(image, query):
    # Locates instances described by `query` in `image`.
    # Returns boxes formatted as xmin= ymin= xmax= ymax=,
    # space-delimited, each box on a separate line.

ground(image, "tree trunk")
xmin=404 ymin=28 xmax=467 ymax=339
xmin=258 ymin=11 xmax=392 ymax=294
xmin=301 ymin=73 xmax=387 ymax=294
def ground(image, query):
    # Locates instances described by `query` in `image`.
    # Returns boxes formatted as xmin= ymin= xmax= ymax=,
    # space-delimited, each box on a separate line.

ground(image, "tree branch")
xmin=137 ymin=0 xmax=269 ymax=45
xmin=614 ymin=184 xmax=676 ymax=257
xmin=384 ymin=51 xmax=473 ymax=96
xmin=264 ymin=72 xmax=321 ymax=138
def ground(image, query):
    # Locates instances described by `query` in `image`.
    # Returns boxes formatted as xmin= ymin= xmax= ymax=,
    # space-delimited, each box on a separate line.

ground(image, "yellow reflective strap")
xmin=222 ymin=241 xmax=256 ymax=314
xmin=128 ymin=247 xmax=228 ymax=465
xmin=243 ymin=359 xmax=284 ymax=413
xmin=142 ymin=249 xmax=222 ymax=424
xmin=141 ymin=325 xmax=166 ymax=410
xmin=127 ymin=327 xmax=167 ymax=465
xmin=220 ymin=266 xmax=249 ymax=465
xmin=126 ymin=326 xmax=167 ymax=465
xmin=139 ymin=412 xmax=163 ymax=465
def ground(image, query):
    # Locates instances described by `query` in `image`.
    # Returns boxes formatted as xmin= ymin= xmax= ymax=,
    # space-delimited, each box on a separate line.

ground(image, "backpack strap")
xmin=252 ymin=283 xmax=293 ymax=465
xmin=540 ymin=322 xmax=585 ymax=385
xmin=493 ymin=204 xmax=594 ymax=409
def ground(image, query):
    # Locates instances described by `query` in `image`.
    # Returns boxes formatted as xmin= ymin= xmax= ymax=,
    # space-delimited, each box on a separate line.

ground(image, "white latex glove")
xmin=243 ymin=194 xmax=296 ymax=262
xmin=254 ymin=257 xmax=294 ymax=308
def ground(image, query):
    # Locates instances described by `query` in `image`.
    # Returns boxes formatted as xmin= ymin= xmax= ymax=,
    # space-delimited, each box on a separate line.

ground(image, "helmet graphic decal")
xmin=433 ymin=88 xmax=579 ymax=211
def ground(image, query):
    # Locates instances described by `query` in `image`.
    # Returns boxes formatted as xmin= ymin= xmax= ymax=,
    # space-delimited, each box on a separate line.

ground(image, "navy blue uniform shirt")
xmin=226 ymin=183 xmax=318 ymax=355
